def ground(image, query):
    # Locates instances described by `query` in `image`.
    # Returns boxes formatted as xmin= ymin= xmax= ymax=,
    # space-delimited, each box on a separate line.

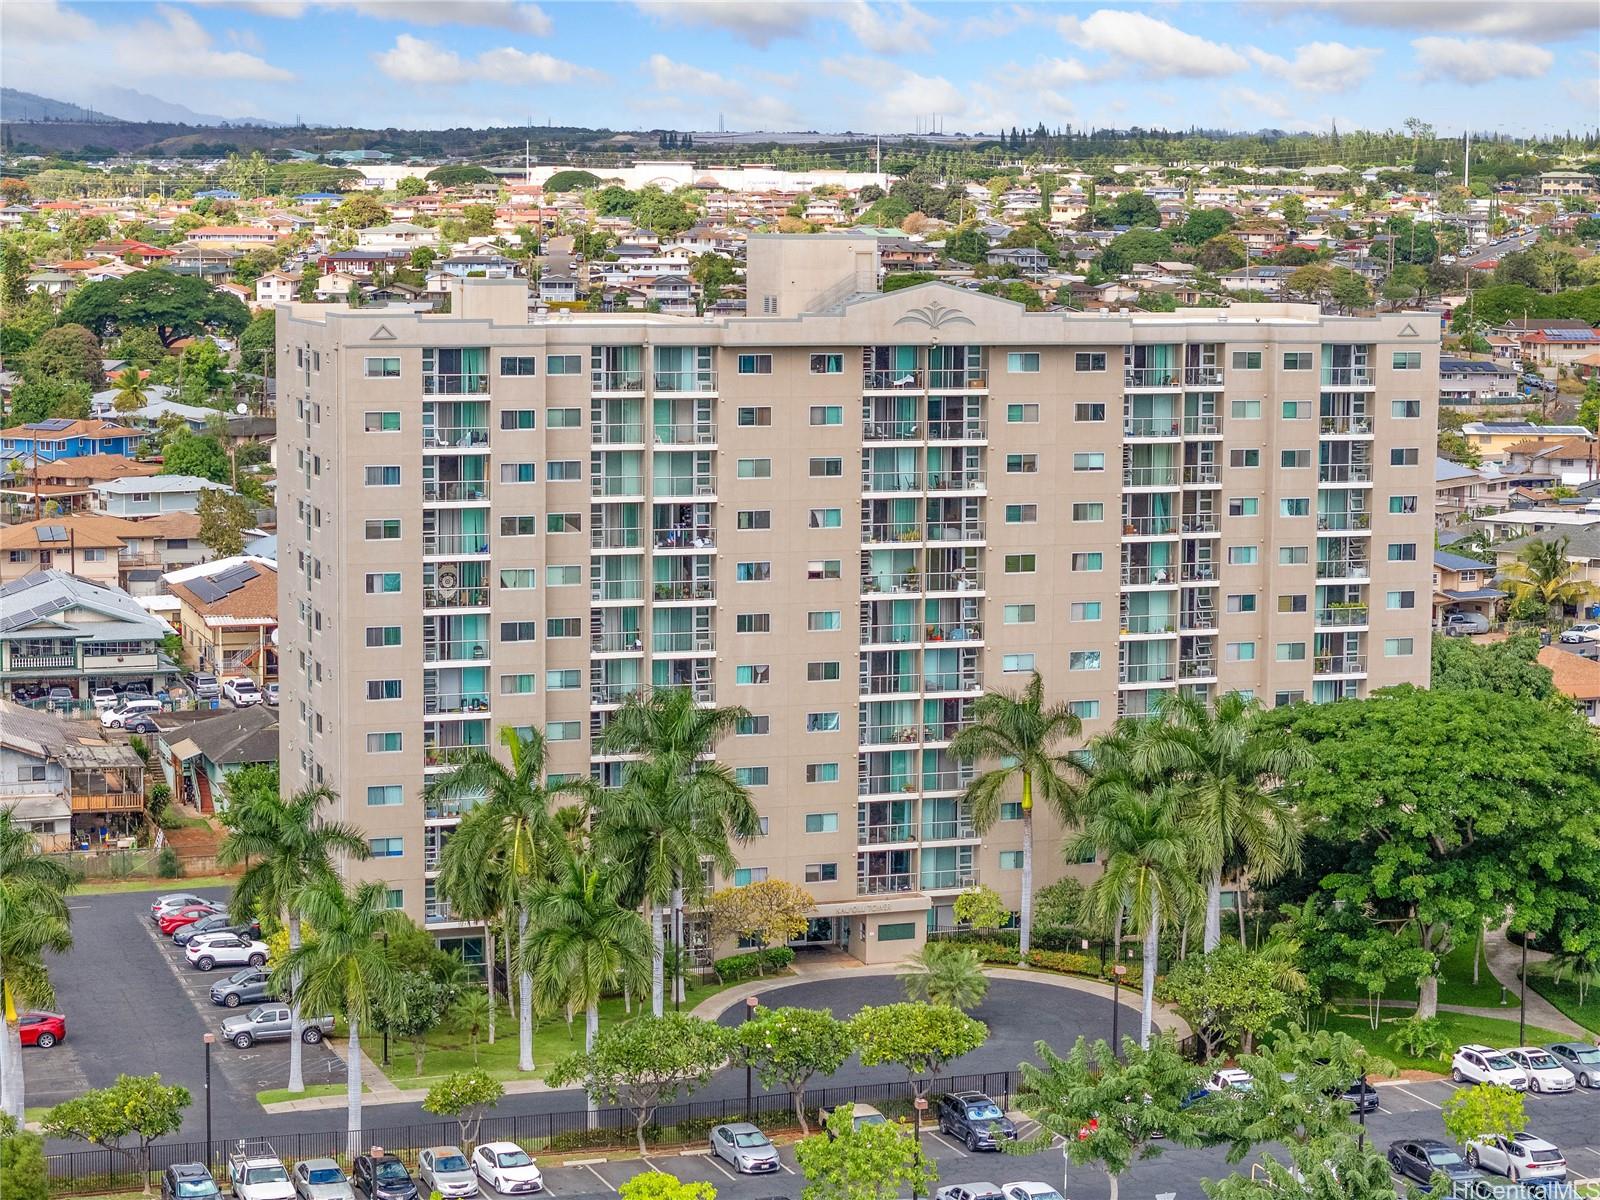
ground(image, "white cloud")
xmin=373 ymin=32 xmax=598 ymax=85
xmin=1411 ymin=36 xmax=1553 ymax=84
xmin=646 ymin=53 xmax=744 ymax=99
xmin=639 ymin=54 xmax=801 ymax=129
xmin=962 ymin=5 xmax=1037 ymax=39
xmin=6 ymin=2 xmax=293 ymax=82
xmin=1319 ymin=0 xmax=1597 ymax=42
xmin=1061 ymin=9 xmax=1248 ymax=79
xmin=131 ymin=6 xmax=295 ymax=80
xmin=823 ymin=56 xmax=973 ymax=130
xmin=1229 ymin=86 xmax=1292 ymax=121
xmin=347 ymin=1 xmax=552 ymax=35
xmin=840 ymin=2 xmax=942 ymax=55
xmin=1247 ymin=41 xmax=1380 ymax=92
xmin=632 ymin=1 xmax=819 ymax=48
xmin=996 ymin=57 xmax=1097 ymax=89
xmin=4 ymin=0 xmax=101 ymax=42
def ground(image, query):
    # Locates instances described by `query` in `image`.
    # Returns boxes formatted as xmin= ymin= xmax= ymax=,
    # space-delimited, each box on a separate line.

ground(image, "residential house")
xmin=0 ymin=571 xmax=177 ymax=703
xmin=1538 ymin=172 xmax=1598 ymax=197
xmin=356 ymin=222 xmax=438 ymax=251
xmin=647 ymin=274 xmax=696 ymax=314
xmin=985 ymin=247 xmax=1050 ymax=277
xmin=255 ymin=269 xmax=299 ymax=306
xmin=1462 ymin=421 xmax=1594 ymax=462
xmin=1475 ymin=508 xmax=1600 ymax=543
xmin=91 ymin=475 xmax=229 ymax=517
xmin=0 ymin=419 xmax=143 ymax=463
xmin=1432 ymin=549 xmax=1504 ymax=626
xmin=162 ymin=557 xmax=279 ymax=686
xmin=1515 ymin=327 xmax=1600 ymax=367
xmin=537 ymin=273 xmax=579 ymax=304
xmin=185 ymin=226 xmax=282 ymax=248
xmin=317 ymin=249 xmax=409 ymax=277
xmin=0 ymin=515 xmax=133 ymax=586
xmin=437 ymin=253 xmax=519 ymax=279
xmin=1537 ymin=645 xmax=1600 ymax=725
xmin=1437 ymin=357 xmax=1522 ymax=407
xmin=155 ymin=703 xmax=278 ymax=814
xmin=0 ymin=454 xmax=160 ymax=518
xmin=1492 ymin=525 xmax=1600 ymax=594
xmin=1500 ymin=438 xmax=1600 ymax=486
xmin=879 ymin=239 xmax=940 ymax=272
xmin=166 ymin=246 xmax=239 ymax=281
xmin=86 ymin=239 xmax=173 ymax=266
xmin=0 ymin=699 xmax=146 ymax=849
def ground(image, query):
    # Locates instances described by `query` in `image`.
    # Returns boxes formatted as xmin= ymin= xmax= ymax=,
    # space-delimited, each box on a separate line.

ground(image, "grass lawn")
xmin=74 ymin=874 xmax=236 ymax=896
xmin=257 ymin=1082 xmax=367 ymax=1106
xmin=402 ymin=976 xmax=747 ymax=1090
xmin=1526 ymin=964 xmax=1600 ymax=1036
xmin=1431 ymin=939 xmax=1512 ymax=1008
xmin=1325 ymin=1007 xmax=1568 ymax=1075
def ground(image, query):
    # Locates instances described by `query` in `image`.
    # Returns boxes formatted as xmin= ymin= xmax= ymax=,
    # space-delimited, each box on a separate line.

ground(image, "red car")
xmin=157 ymin=905 xmax=222 ymax=936
xmin=18 ymin=1012 xmax=65 ymax=1048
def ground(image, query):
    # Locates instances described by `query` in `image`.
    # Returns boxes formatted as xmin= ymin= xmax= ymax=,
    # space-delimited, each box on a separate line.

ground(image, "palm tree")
xmin=900 ymin=941 xmax=989 ymax=1011
xmin=0 ymin=811 xmax=73 ymax=1122
xmin=1149 ymin=692 xmax=1308 ymax=952
xmin=1501 ymin=535 xmax=1597 ymax=622
xmin=111 ymin=368 xmax=147 ymax=415
xmin=433 ymin=829 xmax=507 ymax=1050
xmin=428 ymin=726 xmax=592 ymax=1071
xmin=595 ymin=688 xmax=761 ymax=1015
xmin=1073 ymin=724 xmax=1199 ymax=1048
xmin=448 ymin=988 xmax=493 ymax=1063
xmin=524 ymin=849 xmax=650 ymax=1053
xmin=948 ymin=672 xmax=1082 ymax=958
xmin=217 ymin=783 xmax=367 ymax=1094
xmin=274 ymin=878 xmax=407 ymax=1156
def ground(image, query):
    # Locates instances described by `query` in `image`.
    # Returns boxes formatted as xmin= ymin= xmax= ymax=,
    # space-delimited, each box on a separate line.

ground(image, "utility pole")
xmin=1463 ymin=129 xmax=1471 ymax=191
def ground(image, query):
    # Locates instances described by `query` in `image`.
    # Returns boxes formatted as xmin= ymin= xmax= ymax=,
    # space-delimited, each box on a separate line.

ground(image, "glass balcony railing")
xmin=921 ymin=817 xmax=978 ymax=839
xmin=1183 ymin=463 xmax=1220 ymax=485
xmin=423 ymin=745 xmax=482 ymax=768
xmin=653 ymin=525 xmax=715 ymax=549
xmin=861 ymin=571 xmax=922 ymax=595
xmin=1181 ymin=562 xmax=1219 ymax=583
xmin=927 ymin=418 xmax=986 ymax=440
xmin=1121 ymin=564 xmax=1177 ymax=586
xmin=653 ymin=421 xmax=717 ymax=445
xmin=921 ymin=769 xmax=976 ymax=794
xmin=1318 ymin=463 xmax=1373 ymax=483
xmin=864 ymin=522 xmax=923 ymax=545
xmin=653 ymin=476 xmax=716 ymax=499
xmin=1180 ymin=610 xmax=1218 ymax=630
xmin=423 ymin=692 xmax=491 ymax=715
xmin=864 ymin=418 xmax=922 ymax=441
xmin=1184 ymin=367 xmax=1224 ymax=387
xmin=926 ymin=520 xmax=984 ymax=542
xmin=1125 ymin=367 xmax=1183 ymax=388
xmin=423 ymin=480 xmax=489 ymax=503
xmin=929 ymin=368 xmax=987 ymax=389
xmin=858 ymin=873 xmax=915 ymax=895
xmin=1121 ymin=614 xmax=1177 ymax=634
xmin=860 ymin=674 xmax=921 ymax=697
xmin=422 ymin=532 xmax=490 ymax=556
xmin=923 ymin=717 xmax=974 ymax=743
xmin=923 ymin=673 xmax=980 ymax=694
xmin=1315 ymin=606 xmax=1370 ymax=626
xmin=1316 ymin=512 xmax=1371 ymax=531
xmin=1320 ymin=415 xmax=1374 ymax=435
xmin=1123 ymin=516 xmax=1179 ymax=536
xmin=921 ymin=868 xmax=979 ymax=890
xmin=860 ymin=774 xmax=919 ymax=797
xmin=1179 ymin=657 xmax=1217 ymax=679
xmin=858 ymin=823 xmax=915 ymax=845
xmin=1316 ymin=559 xmax=1370 ymax=580
xmin=422 ymin=426 xmax=489 ymax=449
xmin=863 ymin=470 xmax=923 ymax=493
xmin=860 ymin=724 xmax=921 ymax=746
xmin=1124 ymin=418 xmax=1182 ymax=438
xmin=925 ymin=569 xmax=983 ymax=593
xmin=592 ymin=580 xmax=645 ymax=601
xmin=862 ymin=624 xmax=920 ymax=646
xmin=592 ymin=370 xmax=646 ymax=392
xmin=652 ymin=579 xmax=715 ymax=602
xmin=926 ymin=468 xmax=985 ymax=492
xmin=1181 ymin=514 xmax=1219 ymax=534
xmin=653 ymin=370 xmax=717 ymax=393
xmin=1124 ymin=466 xmax=1181 ymax=487
xmin=423 ymin=374 xmax=488 ymax=396
xmin=1182 ymin=414 xmax=1222 ymax=436
xmin=1120 ymin=661 xmax=1177 ymax=685
xmin=1314 ymin=654 xmax=1368 ymax=674
xmin=864 ymin=369 xmax=923 ymax=390
xmin=591 ymin=421 xmax=645 ymax=445
xmin=592 ymin=476 xmax=645 ymax=497
xmin=925 ymin=619 xmax=981 ymax=643
xmin=423 ymin=585 xmax=490 ymax=609
xmin=650 ymin=631 xmax=711 ymax=654
xmin=591 ymin=682 xmax=643 ymax=705
xmin=592 ymin=527 xmax=644 ymax=550
xmin=1322 ymin=368 xmax=1373 ymax=387
xmin=423 ymin=640 xmax=489 ymax=663
xmin=593 ymin=631 xmax=646 ymax=653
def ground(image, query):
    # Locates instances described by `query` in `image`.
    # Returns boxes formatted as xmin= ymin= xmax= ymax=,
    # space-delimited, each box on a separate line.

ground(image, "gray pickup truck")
xmin=220 ymin=1006 xmax=335 ymax=1049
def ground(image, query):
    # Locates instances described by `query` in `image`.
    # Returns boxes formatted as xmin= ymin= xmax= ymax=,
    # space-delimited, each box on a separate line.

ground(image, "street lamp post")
xmin=202 ymin=1033 xmax=215 ymax=1167
xmin=1111 ymin=964 xmax=1127 ymax=1054
xmin=744 ymin=995 xmax=759 ymax=1114
xmin=912 ymin=1097 xmax=929 ymax=1200
xmin=382 ymin=929 xmax=391 ymax=1067
xmin=1518 ymin=931 xmax=1532 ymax=1046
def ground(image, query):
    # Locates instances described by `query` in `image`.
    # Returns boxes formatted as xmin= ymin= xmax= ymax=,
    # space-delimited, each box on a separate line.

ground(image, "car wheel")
xmin=1530 ymin=1078 xmax=1540 ymax=1093
xmin=1467 ymin=1150 xmax=1479 ymax=1168
xmin=225 ymin=993 xmax=241 ymax=1008
xmin=248 ymin=953 xmax=266 ymax=967
xmin=197 ymin=956 xmax=215 ymax=971
xmin=1451 ymin=1067 xmax=1464 ymax=1083
xmin=234 ymin=1033 xmax=253 ymax=1048
xmin=1582 ymin=1073 xmax=1593 ymax=1088
xmin=36 ymin=1032 xmax=56 ymax=1048
xmin=302 ymin=1027 xmax=323 ymax=1044
xmin=968 ymin=1132 xmax=980 ymax=1152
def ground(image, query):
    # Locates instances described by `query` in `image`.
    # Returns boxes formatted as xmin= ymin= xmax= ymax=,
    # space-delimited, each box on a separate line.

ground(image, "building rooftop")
xmin=164 ymin=556 xmax=277 ymax=623
xmin=1538 ymin=645 xmax=1600 ymax=702
xmin=0 ymin=571 xmax=171 ymax=639
xmin=93 ymin=474 xmax=229 ymax=496
xmin=1434 ymin=550 xmax=1494 ymax=572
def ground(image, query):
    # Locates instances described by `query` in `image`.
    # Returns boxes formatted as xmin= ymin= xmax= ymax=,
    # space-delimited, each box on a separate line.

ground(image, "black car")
xmin=1388 ymin=1140 xmax=1476 ymax=1190
xmin=936 ymin=1090 xmax=1017 ymax=1151
xmin=353 ymin=1155 xmax=418 ymax=1200
xmin=162 ymin=1164 xmax=221 ymax=1200
xmin=123 ymin=713 xmax=161 ymax=734
xmin=1332 ymin=1076 xmax=1379 ymax=1114
xmin=174 ymin=913 xmax=262 ymax=947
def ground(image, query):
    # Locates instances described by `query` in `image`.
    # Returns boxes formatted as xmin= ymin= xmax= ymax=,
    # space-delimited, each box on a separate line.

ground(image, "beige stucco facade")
xmin=278 ymin=238 xmax=1437 ymax=962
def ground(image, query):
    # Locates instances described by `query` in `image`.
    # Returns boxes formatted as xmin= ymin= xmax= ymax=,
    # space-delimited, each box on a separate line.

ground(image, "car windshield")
xmin=1428 ymin=1150 xmax=1465 ymax=1166
xmin=373 ymin=1162 xmax=408 ymax=1182
xmin=856 ymin=1113 xmax=887 ymax=1126
xmin=228 ymin=968 xmax=257 ymax=983
xmin=496 ymin=1151 xmax=532 ymax=1168
xmin=434 ymin=1156 xmax=467 ymax=1172
xmin=967 ymin=1103 xmax=1003 ymax=1120
xmin=1523 ymin=1053 xmax=1557 ymax=1068
xmin=1565 ymin=1047 xmax=1600 ymax=1064
xmin=178 ymin=1181 xmax=219 ymax=1196
xmin=249 ymin=1168 xmax=289 ymax=1184
xmin=733 ymin=1132 xmax=770 ymax=1148
xmin=307 ymin=1169 xmax=343 ymax=1185
xmin=246 ymin=1006 xmax=271 ymax=1020
xmin=1484 ymin=1054 xmax=1517 ymax=1069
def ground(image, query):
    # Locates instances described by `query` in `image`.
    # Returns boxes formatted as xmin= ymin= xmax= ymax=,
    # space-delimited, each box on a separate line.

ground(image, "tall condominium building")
xmin=278 ymin=236 xmax=1437 ymax=965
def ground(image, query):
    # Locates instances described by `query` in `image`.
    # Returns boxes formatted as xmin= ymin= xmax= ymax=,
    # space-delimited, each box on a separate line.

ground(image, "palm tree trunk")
xmin=287 ymin=910 xmax=305 ymax=1094
xmin=1140 ymin=901 xmax=1160 ymax=1049
xmin=1019 ymin=802 xmax=1034 ymax=962
xmin=647 ymin=894 xmax=664 ymax=1017
xmin=516 ymin=905 xmax=534 ymax=1072
xmin=0 ymin=976 xmax=24 ymax=1125
xmin=485 ymin=927 xmax=497 ymax=1045
xmin=585 ymin=1003 xmax=599 ymax=1053
xmin=346 ymin=1016 xmax=363 ymax=1160
xmin=504 ymin=917 xmax=515 ymax=1036
xmin=1203 ymin=866 xmax=1223 ymax=953
xmin=1236 ymin=889 xmax=1247 ymax=946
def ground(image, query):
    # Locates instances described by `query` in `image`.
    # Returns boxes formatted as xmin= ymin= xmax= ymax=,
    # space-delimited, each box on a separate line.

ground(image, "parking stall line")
xmin=1392 ymin=1086 xmax=1442 ymax=1110
xmin=925 ymin=1131 xmax=968 ymax=1157
xmin=583 ymin=1166 xmax=617 ymax=1193
xmin=701 ymin=1156 xmax=735 ymax=1180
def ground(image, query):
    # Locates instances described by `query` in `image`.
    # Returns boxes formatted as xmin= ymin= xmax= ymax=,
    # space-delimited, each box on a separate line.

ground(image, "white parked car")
xmin=1465 ymin=1132 xmax=1567 ymax=1183
xmin=186 ymin=933 xmax=269 ymax=972
xmin=1504 ymin=1047 xmax=1575 ymax=1093
xmin=91 ymin=687 xmax=120 ymax=711
xmin=1450 ymin=1044 xmax=1529 ymax=1089
xmin=101 ymin=698 xmax=162 ymax=728
xmin=224 ymin=677 xmax=263 ymax=705
xmin=470 ymin=1143 xmax=541 ymax=1194
xmin=1205 ymin=1067 xmax=1254 ymax=1094
xmin=710 ymin=1123 xmax=779 ymax=1173
xmin=1559 ymin=622 xmax=1600 ymax=644
xmin=1003 ymin=1185 xmax=1065 ymax=1200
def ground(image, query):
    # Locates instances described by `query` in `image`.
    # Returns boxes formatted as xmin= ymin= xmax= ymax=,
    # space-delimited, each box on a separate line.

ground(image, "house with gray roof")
xmin=91 ymin=474 xmax=229 ymax=517
xmin=0 ymin=571 xmax=176 ymax=705
xmin=0 ymin=697 xmax=146 ymax=849
xmin=154 ymin=703 xmax=278 ymax=814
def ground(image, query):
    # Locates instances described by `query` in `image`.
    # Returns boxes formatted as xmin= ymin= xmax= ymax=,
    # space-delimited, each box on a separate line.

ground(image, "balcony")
xmin=1316 ymin=512 xmax=1372 ymax=532
xmin=592 ymin=580 xmax=645 ymax=602
xmin=1322 ymin=368 xmax=1374 ymax=388
xmin=864 ymin=418 xmax=922 ymax=441
xmin=927 ymin=418 xmax=986 ymax=440
xmin=1183 ymin=463 xmax=1220 ymax=486
xmin=922 ymin=869 xmax=979 ymax=891
xmin=865 ymin=369 xmax=923 ymax=391
xmin=592 ymin=475 xmax=645 ymax=498
xmin=653 ymin=525 xmax=715 ymax=550
xmin=653 ymin=579 xmax=716 ymax=602
xmin=1315 ymin=605 xmax=1370 ymax=627
xmin=860 ymin=673 xmax=922 ymax=697
xmin=863 ymin=469 xmax=923 ymax=494
xmin=592 ymin=527 xmax=645 ymax=550
xmin=1181 ymin=514 xmax=1219 ymax=534
xmin=1122 ymin=615 xmax=1177 ymax=635
xmin=862 ymin=623 xmax=920 ymax=646
xmin=929 ymin=368 xmax=987 ymax=389
xmin=1123 ymin=516 xmax=1179 ymax=537
xmin=424 ymin=902 xmax=456 ymax=925
xmin=1316 ymin=559 xmax=1370 ymax=580
xmin=1180 ymin=562 xmax=1218 ymax=583
xmin=1319 ymin=415 xmax=1374 ymax=436
xmin=925 ymin=569 xmax=984 ymax=594
xmin=923 ymin=717 xmax=974 ymax=743
xmin=423 ymin=479 xmax=489 ymax=503
xmin=1184 ymin=368 xmax=1224 ymax=388
xmin=1123 ymin=466 xmax=1180 ymax=488
xmin=1180 ymin=609 xmax=1218 ymax=630
xmin=925 ymin=619 xmax=981 ymax=643
xmin=653 ymin=421 xmax=717 ymax=446
xmin=923 ymin=672 xmax=981 ymax=696
xmin=858 ymin=873 xmax=915 ymax=895
xmin=423 ymin=585 xmax=490 ymax=609
xmin=861 ymin=571 xmax=922 ymax=595
xmin=423 ymin=745 xmax=481 ymax=769
xmin=592 ymin=683 xmax=643 ymax=706
xmin=921 ymin=817 xmax=978 ymax=840
xmin=1124 ymin=418 xmax=1183 ymax=438
xmin=922 ymin=769 xmax=976 ymax=794
xmin=9 ymin=652 xmax=76 ymax=669
xmin=1120 ymin=661 xmax=1177 ymax=685
xmin=593 ymin=632 xmax=646 ymax=654
xmin=861 ymin=774 xmax=922 ymax=798
xmin=1121 ymin=564 xmax=1177 ymax=587
xmin=423 ymin=532 xmax=490 ymax=556
xmin=422 ymin=374 xmax=488 ymax=396
xmin=1183 ymin=414 xmax=1222 ymax=436
xmin=860 ymin=723 xmax=922 ymax=747
xmin=424 ymin=692 xmax=491 ymax=716
xmin=1318 ymin=463 xmax=1373 ymax=484
xmin=591 ymin=421 xmax=646 ymax=445
xmin=422 ymin=426 xmax=489 ymax=450
xmin=592 ymin=370 xmax=646 ymax=393
xmin=1179 ymin=656 xmax=1217 ymax=680
xmin=1314 ymin=654 xmax=1368 ymax=675
xmin=859 ymin=823 xmax=916 ymax=846
xmin=1125 ymin=368 xmax=1183 ymax=388
xmin=650 ymin=631 xmax=712 ymax=654
xmin=653 ymin=370 xmax=717 ymax=393
xmin=653 ymin=475 xmax=716 ymax=500
xmin=925 ymin=468 xmax=985 ymax=493
xmin=864 ymin=522 xmax=923 ymax=546
xmin=926 ymin=520 xmax=984 ymax=543
xmin=423 ymin=640 xmax=489 ymax=664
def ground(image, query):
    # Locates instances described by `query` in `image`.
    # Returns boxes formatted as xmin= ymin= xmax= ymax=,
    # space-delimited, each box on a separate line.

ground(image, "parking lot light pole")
xmin=744 ymin=995 xmax=759 ymax=1113
xmin=912 ymin=1097 xmax=929 ymax=1200
xmin=1111 ymin=964 xmax=1127 ymax=1055
xmin=202 ymin=1033 xmax=215 ymax=1166
xmin=1518 ymin=932 xmax=1532 ymax=1046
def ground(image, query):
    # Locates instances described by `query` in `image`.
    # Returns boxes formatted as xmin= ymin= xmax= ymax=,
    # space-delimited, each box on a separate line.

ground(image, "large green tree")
xmin=24 ymin=323 xmax=103 ymax=388
xmin=849 ymin=1003 xmax=988 ymax=1096
xmin=1430 ymin=632 xmax=1554 ymax=700
xmin=62 ymin=270 xmax=249 ymax=348
xmin=795 ymin=1104 xmax=937 ymax=1200
xmin=735 ymin=1006 xmax=855 ymax=1133
xmin=42 ymin=1075 xmax=189 ymax=1194
xmin=1500 ymin=536 xmax=1597 ymax=621
xmin=0 ymin=811 xmax=73 ymax=1123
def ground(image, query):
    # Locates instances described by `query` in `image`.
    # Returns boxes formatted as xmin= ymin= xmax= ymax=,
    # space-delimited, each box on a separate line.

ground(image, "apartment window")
xmin=735 ymin=715 xmax=770 ymax=736
xmin=1069 ymin=700 xmax=1101 ymax=720
xmin=493 ymin=515 xmax=533 ymax=537
xmin=805 ymin=863 xmax=839 ymax=883
xmin=546 ymin=354 xmax=582 ymax=375
xmin=1386 ymin=590 xmax=1416 ymax=610
xmin=737 ymin=510 xmax=771 ymax=530
xmin=546 ymin=670 xmax=580 ymax=690
xmin=499 ymin=568 xmax=537 ymax=589
xmin=1387 ymin=542 xmax=1417 ymax=562
xmin=1228 ymin=545 xmax=1259 ymax=565
xmin=1281 ymin=498 xmax=1309 ymax=516
xmin=1230 ymin=399 xmax=1261 ymax=419
xmin=736 ymin=664 xmax=771 ymax=685
xmin=1278 ymin=594 xmax=1308 ymax=613
xmin=809 ymin=508 xmax=842 ymax=529
xmin=547 ymin=460 xmax=581 ymax=481
xmin=808 ymin=560 xmax=841 ymax=580
xmin=737 ymin=406 xmax=772 ymax=426
xmin=807 ymin=610 xmax=841 ymax=631
xmin=1006 ymin=553 xmax=1037 ymax=573
xmin=363 ymin=356 xmax=400 ymax=378
xmin=365 ymin=519 xmax=401 ymax=541
xmin=364 ymin=411 xmax=400 ymax=432
xmin=547 ymin=406 xmax=582 ymax=427
xmin=1074 ymin=402 xmax=1107 ymax=422
xmin=365 ymin=626 xmax=402 ymax=647
xmin=1392 ymin=399 xmax=1421 ymax=418
xmin=1068 ymin=651 xmax=1101 ymax=671
xmin=737 ymin=354 xmax=772 ymax=375
xmin=1230 ymin=449 xmax=1260 ymax=468
xmin=499 ymin=355 xmax=537 ymax=377
xmin=1282 ymin=351 xmax=1313 ymax=370
xmin=541 ymin=721 xmax=580 ymax=742
xmin=1003 ymin=653 xmax=1035 ymax=673
xmin=809 ymin=457 xmax=843 ymax=477
xmin=546 ymin=512 xmax=581 ymax=534
xmin=1231 ymin=351 xmax=1262 ymax=370
xmin=1006 ymin=503 xmax=1038 ymax=524
xmin=1274 ymin=691 xmax=1304 ymax=708
xmin=999 ymin=851 xmax=1024 ymax=870
xmin=363 ymin=466 xmax=401 ymax=487
xmin=733 ymin=867 xmax=769 ymax=887
xmin=546 ymin=617 xmax=582 ymax=638
xmin=1071 ymin=502 xmax=1103 ymax=522
xmin=809 ymin=405 xmax=843 ymax=426
xmin=366 ymin=679 xmax=402 ymax=700
xmin=1279 ymin=546 xmax=1309 ymax=565
xmin=1225 ymin=641 xmax=1257 ymax=662
xmin=1227 ymin=593 xmax=1257 ymax=613
xmin=1073 ymin=452 xmax=1105 ymax=471
xmin=1281 ymin=449 xmax=1309 ymax=469
xmin=1391 ymin=448 xmax=1420 ymax=466
xmin=807 ymin=711 xmax=841 ymax=732
xmin=807 ymin=661 xmax=841 ymax=681
xmin=805 ymin=764 xmax=840 ymax=785
xmin=1385 ymin=637 xmax=1415 ymax=657
xmin=1392 ymin=351 xmax=1422 ymax=370
xmin=736 ymin=613 xmax=771 ymax=634
xmin=810 ymin=353 xmax=844 ymax=374
xmin=1070 ymin=552 xmax=1101 ymax=571
xmin=1070 ymin=601 xmax=1102 ymax=621
xmin=369 ymin=837 xmax=403 ymax=858
xmin=1007 ymin=351 xmax=1040 ymax=373
xmin=547 ymin=565 xmax=581 ymax=586
xmin=366 ymin=785 xmax=403 ymax=806
xmin=365 ymin=572 xmax=401 ymax=594
xmin=1390 ymin=495 xmax=1419 ymax=514
xmin=500 ymin=674 xmax=536 ymax=694
xmin=1281 ymin=400 xmax=1310 ymax=420
xmin=738 ymin=458 xmax=772 ymax=479
xmin=737 ymin=561 xmax=772 ymax=582
xmin=366 ymin=732 xmax=401 ymax=753
xmin=501 ymin=409 xmax=537 ymax=430
xmin=805 ymin=812 xmax=839 ymax=833
xmin=1228 ymin=497 xmax=1259 ymax=517
xmin=1008 ymin=403 xmax=1040 ymax=423
xmin=1006 ymin=453 xmax=1038 ymax=474
xmin=1276 ymin=642 xmax=1306 ymax=662
xmin=1075 ymin=352 xmax=1107 ymax=372
xmin=1005 ymin=604 xmax=1036 ymax=624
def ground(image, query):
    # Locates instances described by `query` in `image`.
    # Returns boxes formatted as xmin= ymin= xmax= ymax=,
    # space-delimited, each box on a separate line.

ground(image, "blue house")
xmin=193 ymin=189 xmax=240 ymax=201
xmin=0 ymin=419 xmax=143 ymax=462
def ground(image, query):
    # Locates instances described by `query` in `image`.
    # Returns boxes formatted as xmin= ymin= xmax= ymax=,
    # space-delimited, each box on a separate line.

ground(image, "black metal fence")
xmin=44 ymin=1070 xmax=1015 ymax=1196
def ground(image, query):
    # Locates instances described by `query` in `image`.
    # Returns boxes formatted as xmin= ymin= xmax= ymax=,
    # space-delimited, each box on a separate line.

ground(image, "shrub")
xmin=712 ymin=946 xmax=795 ymax=981
xmin=1387 ymin=1015 xmax=1449 ymax=1062
xmin=156 ymin=845 xmax=183 ymax=879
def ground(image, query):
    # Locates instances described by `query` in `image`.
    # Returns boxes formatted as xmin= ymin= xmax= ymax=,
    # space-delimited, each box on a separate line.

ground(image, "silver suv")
xmin=220 ymin=1006 xmax=334 ymax=1049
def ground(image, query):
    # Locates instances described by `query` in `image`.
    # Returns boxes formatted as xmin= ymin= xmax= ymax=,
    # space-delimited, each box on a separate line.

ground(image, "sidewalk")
xmin=1480 ymin=926 xmax=1588 ymax=1038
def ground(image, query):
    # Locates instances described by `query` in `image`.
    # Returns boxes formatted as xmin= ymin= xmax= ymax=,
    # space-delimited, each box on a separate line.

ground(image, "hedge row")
xmin=958 ymin=939 xmax=1145 ymax=988
xmin=713 ymin=946 xmax=796 ymax=981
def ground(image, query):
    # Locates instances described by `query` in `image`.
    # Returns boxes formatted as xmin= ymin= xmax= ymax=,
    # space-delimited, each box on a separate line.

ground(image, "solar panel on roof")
xmin=1542 ymin=328 xmax=1598 ymax=339
xmin=212 ymin=564 xmax=260 ymax=596
xmin=25 ymin=418 xmax=75 ymax=431
xmin=35 ymin=524 xmax=67 ymax=543
xmin=187 ymin=578 xmax=226 ymax=603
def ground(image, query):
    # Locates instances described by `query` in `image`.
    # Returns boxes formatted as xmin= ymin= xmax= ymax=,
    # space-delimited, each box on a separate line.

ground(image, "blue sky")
xmin=5 ymin=1 xmax=1598 ymax=138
